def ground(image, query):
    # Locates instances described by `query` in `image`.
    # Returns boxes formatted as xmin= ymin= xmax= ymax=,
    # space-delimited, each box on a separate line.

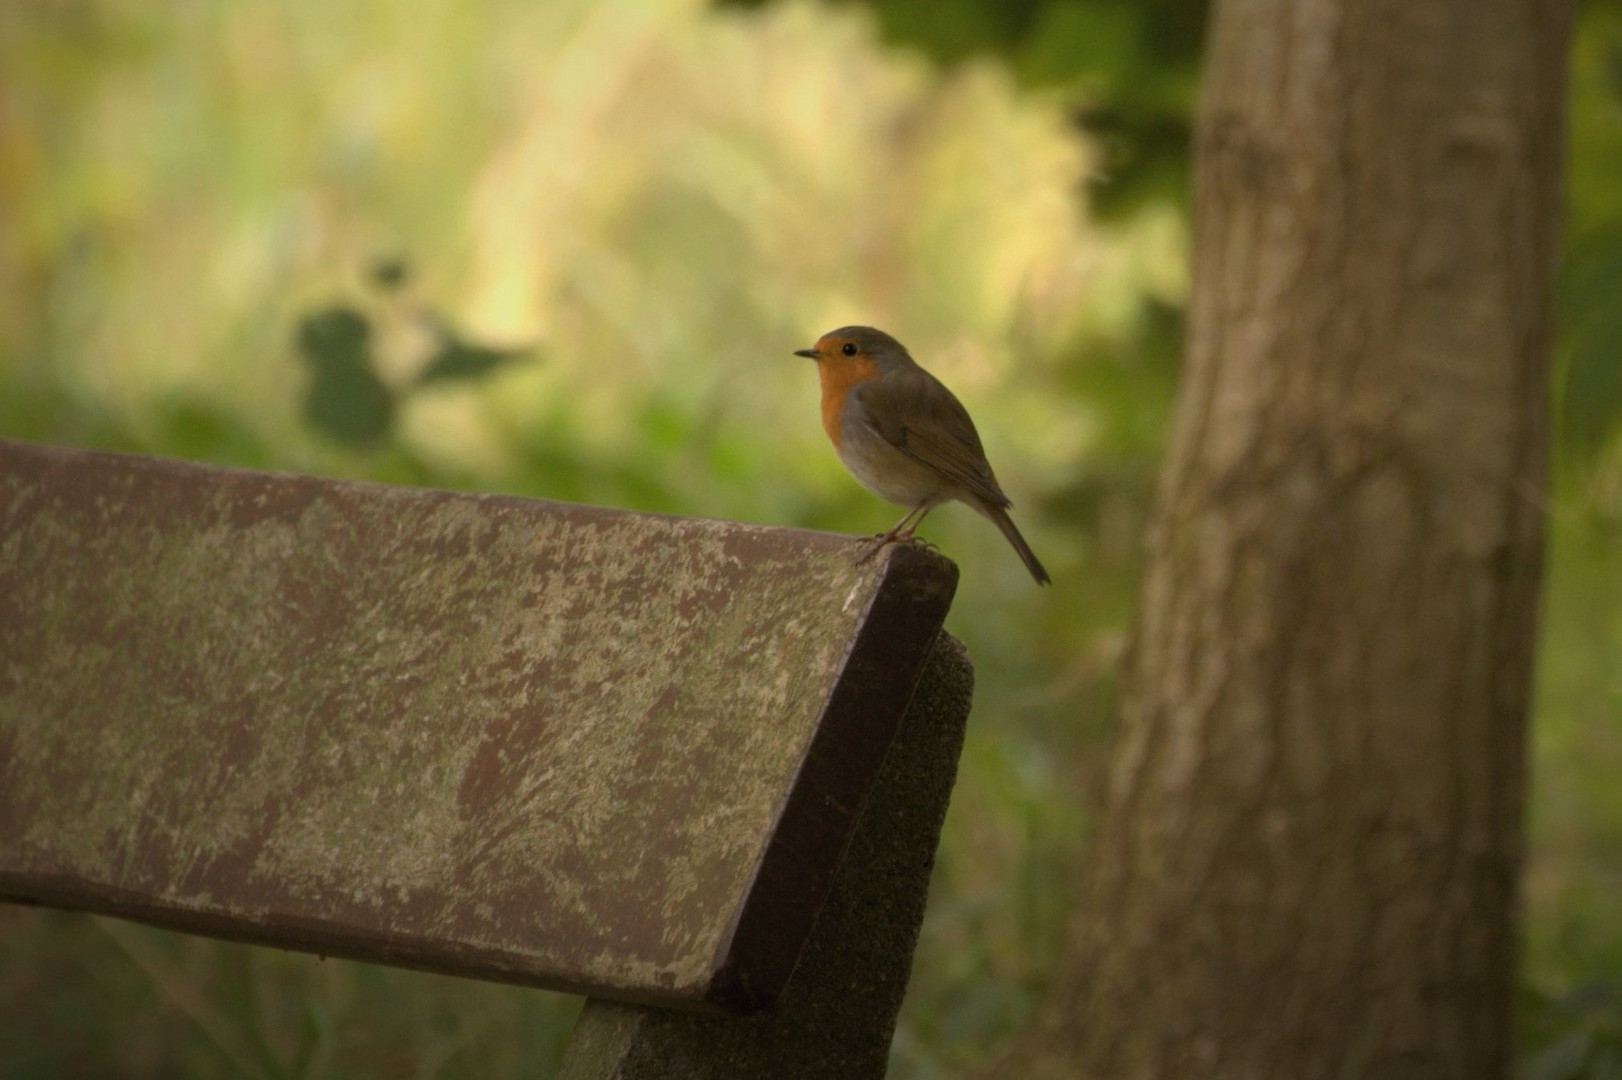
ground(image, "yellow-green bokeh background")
xmin=2 ymin=0 xmax=1620 ymax=1076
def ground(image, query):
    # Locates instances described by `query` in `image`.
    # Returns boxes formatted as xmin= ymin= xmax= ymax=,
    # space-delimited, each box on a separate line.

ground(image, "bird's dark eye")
xmin=841 ymin=342 xmax=858 ymax=356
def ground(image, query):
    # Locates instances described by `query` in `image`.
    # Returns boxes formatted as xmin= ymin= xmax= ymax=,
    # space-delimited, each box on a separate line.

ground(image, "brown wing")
xmin=851 ymin=367 xmax=1012 ymax=509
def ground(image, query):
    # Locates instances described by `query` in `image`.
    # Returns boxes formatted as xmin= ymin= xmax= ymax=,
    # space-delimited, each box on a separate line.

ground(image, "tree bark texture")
xmin=1028 ymin=1 xmax=1571 ymax=1077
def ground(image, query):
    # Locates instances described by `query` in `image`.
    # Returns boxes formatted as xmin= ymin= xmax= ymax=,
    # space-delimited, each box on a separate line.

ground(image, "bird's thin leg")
xmin=896 ymin=506 xmax=940 ymax=553
xmin=896 ymin=505 xmax=933 ymax=539
xmin=860 ymin=505 xmax=924 ymax=543
xmin=856 ymin=504 xmax=932 ymax=563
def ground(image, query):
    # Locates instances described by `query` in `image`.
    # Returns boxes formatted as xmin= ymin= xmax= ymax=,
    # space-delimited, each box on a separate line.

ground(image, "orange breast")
xmin=818 ymin=356 xmax=880 ymax=450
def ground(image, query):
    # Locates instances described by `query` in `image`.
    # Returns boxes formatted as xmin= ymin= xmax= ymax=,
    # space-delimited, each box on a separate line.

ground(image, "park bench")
xmin=0 ymin=438 xmax=973 ymax=1078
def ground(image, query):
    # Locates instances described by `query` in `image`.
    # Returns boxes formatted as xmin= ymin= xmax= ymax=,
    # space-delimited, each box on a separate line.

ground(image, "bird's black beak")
xmin=793 ymin=347 xmax=818 ymax=359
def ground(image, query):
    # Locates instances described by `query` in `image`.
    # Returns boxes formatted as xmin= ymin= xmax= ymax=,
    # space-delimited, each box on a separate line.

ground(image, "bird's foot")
xmin=853 ymin=533 xmax=895 ymax=565
xmin=853 ymin=530 xmax=935 ymax=565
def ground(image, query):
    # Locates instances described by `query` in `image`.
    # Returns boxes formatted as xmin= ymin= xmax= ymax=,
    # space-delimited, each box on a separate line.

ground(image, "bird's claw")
xmin=853 ymin=535 xmax=891 ymax=565
xmin=852 ymin=531 xmax=935 ymax=565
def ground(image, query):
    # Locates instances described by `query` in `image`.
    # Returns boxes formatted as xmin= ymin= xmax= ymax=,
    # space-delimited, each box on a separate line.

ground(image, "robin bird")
xmin=795 ymin=326 xmax=1050 ymax=585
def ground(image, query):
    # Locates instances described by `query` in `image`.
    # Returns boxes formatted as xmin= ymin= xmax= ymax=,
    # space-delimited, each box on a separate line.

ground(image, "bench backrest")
xmin=0 ymin=440 xmax=956 ymax=1014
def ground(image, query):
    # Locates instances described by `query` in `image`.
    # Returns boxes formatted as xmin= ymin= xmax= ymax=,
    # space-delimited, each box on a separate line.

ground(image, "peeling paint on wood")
xmin=0 ymin=440 xmax=957 ymax=1013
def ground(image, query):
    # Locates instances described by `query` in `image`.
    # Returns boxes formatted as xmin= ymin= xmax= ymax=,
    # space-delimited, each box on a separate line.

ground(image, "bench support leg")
xmin=556 ymin=633 xmax=973 ymax=1080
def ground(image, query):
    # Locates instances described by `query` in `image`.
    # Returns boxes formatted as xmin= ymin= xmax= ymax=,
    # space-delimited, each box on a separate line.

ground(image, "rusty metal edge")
xmin=700 ymin=542 xmax=959 ymax=1014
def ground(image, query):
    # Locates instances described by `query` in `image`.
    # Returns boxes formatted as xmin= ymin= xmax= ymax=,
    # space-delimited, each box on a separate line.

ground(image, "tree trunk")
xmin=1016 ymin=0 xmax=1571 ymax=1076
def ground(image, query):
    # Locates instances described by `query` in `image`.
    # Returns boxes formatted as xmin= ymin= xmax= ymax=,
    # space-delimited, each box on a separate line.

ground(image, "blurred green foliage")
xmin=1563 ymin=1 xmax=1622 ymax=459
xmin=0 ymin=0 xmax=1618 ymax=1077
xmin=1532 ymin=8 xmax=1622 ymax=1073
xmin=722 ymin=0 xmax=1206 ymax=217
xmin=298 ymin=307 xmax=393 ymax=446
xmin=1524 ymin=982 xmax=1622 ymax=1080
xmin=294 ymin=261 xmax=535 ymax=446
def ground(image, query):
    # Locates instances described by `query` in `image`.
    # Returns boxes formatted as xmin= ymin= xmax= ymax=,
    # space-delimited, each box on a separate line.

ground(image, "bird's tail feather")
xmin=980 ymin=502 xmax=1050 ymax=585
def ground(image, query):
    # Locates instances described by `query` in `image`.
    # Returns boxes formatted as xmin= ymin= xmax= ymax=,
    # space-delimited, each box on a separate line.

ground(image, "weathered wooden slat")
xmin=0 ymin=440 xmax=956 ymax=1013
xmin=556 ymin=634 xmax=975 ymax=1080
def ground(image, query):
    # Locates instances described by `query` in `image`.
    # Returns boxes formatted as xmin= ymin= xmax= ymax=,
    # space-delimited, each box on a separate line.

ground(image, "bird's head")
xmin=793 ymin=326 xmax=914 ymax=374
